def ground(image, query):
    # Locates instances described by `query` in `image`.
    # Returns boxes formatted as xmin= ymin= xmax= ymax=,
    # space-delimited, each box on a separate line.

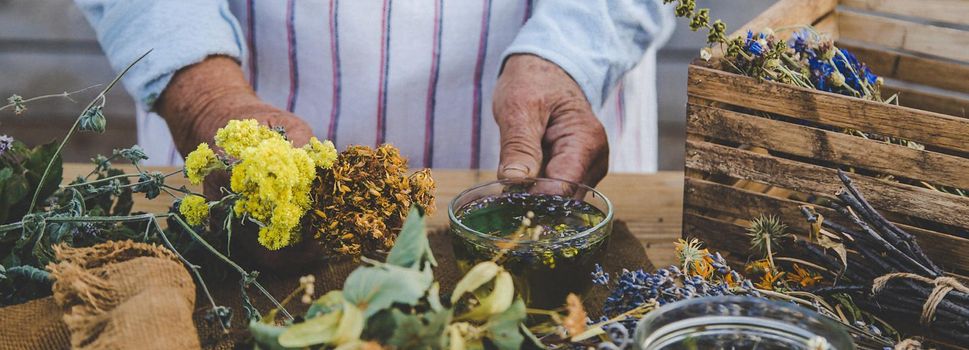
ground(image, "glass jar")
xmin=634 ymin=296 xmax=855 ymax=350
xmin=448 ymin=178 xmax=613 ymax=309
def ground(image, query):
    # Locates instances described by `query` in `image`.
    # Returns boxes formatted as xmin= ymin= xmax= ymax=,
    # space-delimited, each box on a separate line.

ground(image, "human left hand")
xmin=493 ymin=54 xmax=609 ymax=187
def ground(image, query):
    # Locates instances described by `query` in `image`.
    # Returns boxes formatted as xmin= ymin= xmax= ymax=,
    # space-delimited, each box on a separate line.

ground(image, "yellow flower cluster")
xmin=179 ymin=195 xmax=210 ymax=226
xmin=214 ymin=119 xmax=285 ymax=158
xmin=304 ymin=137 xmax=338 ymax=169
xmin=184 ymin=143 xmax=222 ymax=185
xmin=181 ymin=119 xmax=340 ymax=250
xmin=311 ymin=144 xmax=436 ymax=256
xmin=231 ymin=137 xmax=316 ymax=250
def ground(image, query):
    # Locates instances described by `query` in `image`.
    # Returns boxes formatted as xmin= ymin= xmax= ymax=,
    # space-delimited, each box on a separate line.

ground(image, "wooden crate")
xmin=682 ymin=0 xmax=969 ymax=275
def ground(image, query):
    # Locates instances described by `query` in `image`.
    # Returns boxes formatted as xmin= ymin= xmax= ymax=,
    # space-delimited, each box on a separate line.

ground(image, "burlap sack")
xmin=0 ymin=240 xmax=200 ymax=350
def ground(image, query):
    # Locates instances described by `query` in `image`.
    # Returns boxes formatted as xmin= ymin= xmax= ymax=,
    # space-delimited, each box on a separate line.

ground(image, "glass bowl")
xmin=634 ymin=296 xmax=855 ymax=350
xmin=448 ymin=177 xmax=613 ymax=308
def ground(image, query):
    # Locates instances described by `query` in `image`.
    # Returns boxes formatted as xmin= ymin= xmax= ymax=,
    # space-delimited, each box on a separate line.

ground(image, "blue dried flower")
xmin=790 ymin=29 xmax=810 ymax=55
xmin=744 ymin=31 xmax=766 ymax=56
xmin=0 ymin=135 xmax=12 ymax=156
xmin=592 ymin=263 xmax=610 ymax=285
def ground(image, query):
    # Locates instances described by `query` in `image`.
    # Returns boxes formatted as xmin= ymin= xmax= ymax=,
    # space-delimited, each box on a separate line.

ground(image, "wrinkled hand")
xmin=493 ymin=54 xmax=609 ymax=187
xmin=157 ymin=56 xmax=313 ymax=200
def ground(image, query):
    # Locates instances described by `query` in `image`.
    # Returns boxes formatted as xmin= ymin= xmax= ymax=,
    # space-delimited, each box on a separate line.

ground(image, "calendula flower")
xmin=754 ymin=269 xmax=784 ymax=291
xmin=179 ymin=195 xmax=210 ymax=226
xmin=214 ymin=119 xmax=285 ymax=158
xmin=302 ymin=137 xmax=338 ymax=169
xmin=184 ymin=142 xmax=224 ymax=185
xmin=231 ymin=136 xmax=316 ymax=250
xmin=786 ymin=264 xmax=823 ymax=288
xmin=562 ymin=293 xmax=587 ymax=338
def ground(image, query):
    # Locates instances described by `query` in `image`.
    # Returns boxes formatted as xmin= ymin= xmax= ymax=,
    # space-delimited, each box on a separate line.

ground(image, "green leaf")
xmin=342 ymin=263 xmax=432 ymax=318
xmin=248 ymin=320 xmax=297 ymax=350
xmin=7 ymin=265 xmax=51 ymax=284
xmin=279 ymin=300 xmax=364 ymax=347
xmin=306 ymin=290 xmax=345 ymax=319
xmin=459 ymin=270 xmax=514 ymax=321
xmin=385 ymin=308 xmax=452 ymax=349
xmin=278 ymin=306 xmax=343 ymax=347
xmin=22 ymin=141 xmax=63 ymax=208
xmin=451 ymin=261 xmax=500 ymax=304
xmin=485 ymin=299 xmax=526 ymax=350
xmin=386 ymin=207 xmax=436 ymax=269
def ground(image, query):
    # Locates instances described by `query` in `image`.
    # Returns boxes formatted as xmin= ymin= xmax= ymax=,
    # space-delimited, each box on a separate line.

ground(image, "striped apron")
xmin=138 ymin=0 xmax=674 ymax=172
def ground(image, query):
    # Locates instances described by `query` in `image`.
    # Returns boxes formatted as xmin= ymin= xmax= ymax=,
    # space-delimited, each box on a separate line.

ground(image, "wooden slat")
xmin=684 ymin=177 xmax=969 ymax=273
xmin=883 ymin=83 xmax=969 ymax=118
xmin=684 ymin=139 xmax=969 ymax=230
xmin=838 ymin=42 xmax=969 ymax=95
xmin=730 ymin=0 xmax=838 ymax=37
xmin=841 ymin=0 xmax=969 ymax=26
xmin=686 ymin=104 xmax=969 ymax=189
xmin=683 ymin=212 xmax=752 ymax=260
xmin=838 ymin=10 xmax=969 ymax=63
xmin=687 ymin=64 xmax=969 ymax=153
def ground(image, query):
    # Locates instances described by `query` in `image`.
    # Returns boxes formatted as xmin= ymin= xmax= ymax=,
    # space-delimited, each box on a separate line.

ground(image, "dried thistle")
xmin=747 ymin=214 xmax=789 ymax=270
xmin=310 ymin=144 xmax=436 ymax=256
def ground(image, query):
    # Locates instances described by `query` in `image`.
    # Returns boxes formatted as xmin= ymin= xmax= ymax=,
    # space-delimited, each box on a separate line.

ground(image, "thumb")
xmin=496 ymin=110 xmax=545 ymax=180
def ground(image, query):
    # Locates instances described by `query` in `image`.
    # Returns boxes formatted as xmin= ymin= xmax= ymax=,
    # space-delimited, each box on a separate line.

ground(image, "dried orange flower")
xmin=786 ymin=264 xmax=822 ymax=288
xmin=562 ymin=293 xmax=587 ymax=338
xmin=310 ymin=144 xmax=436 ymax=256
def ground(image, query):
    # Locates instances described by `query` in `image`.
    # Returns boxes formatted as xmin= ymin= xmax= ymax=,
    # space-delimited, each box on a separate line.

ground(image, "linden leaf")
xmin=451 ymin=261 xmax=500 ymax=304
xmin=278 ymin=300 xmax=363 ymax=347
xmin=306 ymin=290 xmax=345 ymax=319
xmin=385 ymin=308 xmax=452 ymax=349
xmin=386 ymin=207 xmax=437 ymax=269
xmin=248 ymin=320 xmax=297 ymax=350
xmin=460 ymin=270 xmax=514 ymax=321
xmin=485 ymin=298 xmax=526 ymax=350
xmin=342 ymin=263 xmax=432 ymax=317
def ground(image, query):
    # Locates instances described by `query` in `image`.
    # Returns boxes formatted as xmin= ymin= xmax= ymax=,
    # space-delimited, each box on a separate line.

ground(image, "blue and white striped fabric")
xmin=77 ymin=0 xmax=674 ymax=172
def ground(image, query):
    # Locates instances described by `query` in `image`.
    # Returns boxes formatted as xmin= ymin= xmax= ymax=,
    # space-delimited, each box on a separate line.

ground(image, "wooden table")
xmin=63 ymin=164 xmax=685 ymax=266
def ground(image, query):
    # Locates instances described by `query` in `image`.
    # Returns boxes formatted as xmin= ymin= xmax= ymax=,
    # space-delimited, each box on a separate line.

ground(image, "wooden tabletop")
xmin=63 ymin=164 xmax=685 ymax=266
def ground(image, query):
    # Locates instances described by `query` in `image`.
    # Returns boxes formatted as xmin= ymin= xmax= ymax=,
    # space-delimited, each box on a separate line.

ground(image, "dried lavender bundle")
xmin=801 ymin=170 xmax=969 ymax=345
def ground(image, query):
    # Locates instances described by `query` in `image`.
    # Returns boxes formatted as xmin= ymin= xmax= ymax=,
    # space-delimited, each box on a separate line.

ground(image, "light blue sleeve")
xmin=503 ymin=0 xmax=666 ymax=109
xmin=74 ymin=0 xmax=246 ymax=110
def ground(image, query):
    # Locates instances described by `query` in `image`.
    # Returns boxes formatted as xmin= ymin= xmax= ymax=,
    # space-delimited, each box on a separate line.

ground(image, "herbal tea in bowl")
xmin=448 ymin=178 xmax=613 ymax=308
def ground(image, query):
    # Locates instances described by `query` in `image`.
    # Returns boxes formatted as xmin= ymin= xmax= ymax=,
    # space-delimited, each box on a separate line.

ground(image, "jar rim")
xmin=447 ymin=177 xmax=614 ymax=245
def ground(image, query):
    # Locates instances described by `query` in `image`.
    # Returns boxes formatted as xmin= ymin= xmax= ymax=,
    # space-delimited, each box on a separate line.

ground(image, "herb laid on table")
xmin=249 ymin=208 xmax=538 ymax=350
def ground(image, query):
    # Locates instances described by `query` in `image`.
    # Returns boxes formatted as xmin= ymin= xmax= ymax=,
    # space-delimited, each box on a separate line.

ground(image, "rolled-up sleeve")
xmin=75 ymin=0 xmax=246 ymax=110
xmin=503 ymin=0 xmax=665 ymax=109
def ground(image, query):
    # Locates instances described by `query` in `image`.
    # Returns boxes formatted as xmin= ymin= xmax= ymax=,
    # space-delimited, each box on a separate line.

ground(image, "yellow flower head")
xmin=184 ymin=142 xmax=223 ymax=185
xmin=231 ymin=137 xmax=316 ymax=250
xmin=214 ymin=119 xmax=285 ymax=158
xmin=303 ymin=137 xmax=338 ymax=169
xmin=179 ymin=195 xmax=210 ymax=226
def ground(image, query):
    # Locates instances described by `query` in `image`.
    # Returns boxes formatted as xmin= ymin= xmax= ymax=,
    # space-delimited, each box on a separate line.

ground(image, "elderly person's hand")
xmin=493 ymin=54 xmax=609 ymax=187
xmin=157 ymin=56 xmax=314 ymax=200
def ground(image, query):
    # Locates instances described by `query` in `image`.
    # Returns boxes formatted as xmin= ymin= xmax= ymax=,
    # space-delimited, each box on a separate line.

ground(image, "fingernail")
xmin=501 ymin=163 xmax=530 ymax=179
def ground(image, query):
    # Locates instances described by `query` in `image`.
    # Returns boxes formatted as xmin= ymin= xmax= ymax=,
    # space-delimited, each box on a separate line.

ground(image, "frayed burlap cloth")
xmin=0 ymin=240 xmax=199 ymax=350
xmin=0 ymin=222 xmax=648 ymax=349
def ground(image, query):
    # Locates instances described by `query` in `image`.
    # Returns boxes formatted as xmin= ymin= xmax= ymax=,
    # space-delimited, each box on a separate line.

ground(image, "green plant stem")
xmin=168 ymin=214 xmax=293 ymax=320
xmin=27 ymin=50 xmax=152 ymax=214
xmin=149 ymin=216 xmax=226 ymax=334
xmin=0 ymin=85 xmax=102 ymax=112
xmin=62 ymin=173 xmax=144 ymax=188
